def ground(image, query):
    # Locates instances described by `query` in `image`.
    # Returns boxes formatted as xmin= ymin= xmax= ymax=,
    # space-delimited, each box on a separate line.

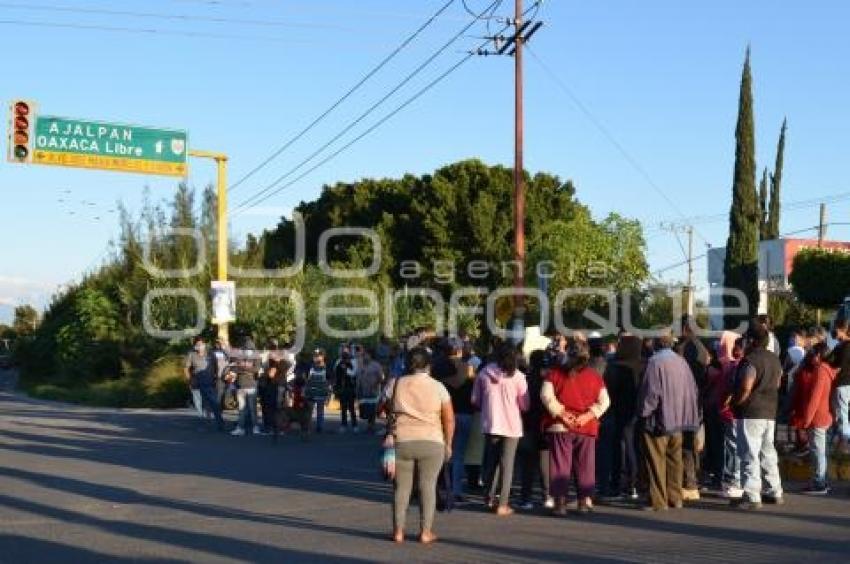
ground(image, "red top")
xmin=790 ymin=361 xmax=834 ymax=430
xmin=542 ymin=366 xmax=605 ymax=437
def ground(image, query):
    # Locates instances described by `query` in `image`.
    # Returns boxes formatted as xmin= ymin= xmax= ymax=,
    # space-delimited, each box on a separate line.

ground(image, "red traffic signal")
xmin=8 ymin=99 xmax=36 ymax=163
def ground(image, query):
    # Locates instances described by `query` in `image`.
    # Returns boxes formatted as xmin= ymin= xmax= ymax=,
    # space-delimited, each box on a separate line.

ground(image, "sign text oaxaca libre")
xmin=32 ymin=116 xmax=188 ymax=176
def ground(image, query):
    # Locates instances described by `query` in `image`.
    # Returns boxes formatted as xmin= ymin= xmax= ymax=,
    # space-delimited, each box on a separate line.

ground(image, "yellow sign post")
xmin=188 ymin=149 xmax=229 ymax=344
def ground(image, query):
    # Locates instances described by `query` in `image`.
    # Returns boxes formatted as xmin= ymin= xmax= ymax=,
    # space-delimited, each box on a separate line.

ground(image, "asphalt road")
xmin=1 ymin=391 xmax=849 ymax=563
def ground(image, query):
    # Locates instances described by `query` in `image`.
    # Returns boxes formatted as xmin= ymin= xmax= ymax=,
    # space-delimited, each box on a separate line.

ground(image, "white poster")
xmin=210 ymin=281 xmax=236 ymax=324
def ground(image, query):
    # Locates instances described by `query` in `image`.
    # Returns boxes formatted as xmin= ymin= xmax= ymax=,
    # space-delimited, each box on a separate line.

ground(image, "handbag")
xmin=381 ymin=379 xmax=400 ymax=481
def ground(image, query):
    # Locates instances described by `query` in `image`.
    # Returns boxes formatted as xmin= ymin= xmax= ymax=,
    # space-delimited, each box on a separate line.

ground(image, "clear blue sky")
xmin=2 ymin=0 xmax=850 ymax=322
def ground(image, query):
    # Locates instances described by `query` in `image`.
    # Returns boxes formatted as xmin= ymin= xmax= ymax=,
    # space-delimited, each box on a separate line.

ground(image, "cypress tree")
xmin=767 ymin=118 xmax=786 ymax=239
xmin=724 ymin=47 xmax=760 ymax=327
xmin=759 ymin=168 xmax=769 ymax=240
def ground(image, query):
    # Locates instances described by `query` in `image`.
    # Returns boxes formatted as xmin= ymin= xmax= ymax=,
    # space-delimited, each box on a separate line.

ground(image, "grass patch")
xmin=28 ymin=355 xmax=189 ymax=409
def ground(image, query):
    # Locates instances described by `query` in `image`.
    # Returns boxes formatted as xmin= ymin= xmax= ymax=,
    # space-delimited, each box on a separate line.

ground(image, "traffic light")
xmin=7 ymin=99 xmax=37 ymax=164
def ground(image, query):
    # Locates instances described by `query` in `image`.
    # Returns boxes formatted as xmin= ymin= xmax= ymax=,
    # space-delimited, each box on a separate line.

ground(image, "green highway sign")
xmin=30 ymin=115 xmax=188 ymax=176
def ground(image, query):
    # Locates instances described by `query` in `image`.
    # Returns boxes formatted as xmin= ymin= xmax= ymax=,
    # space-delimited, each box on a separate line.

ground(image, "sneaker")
xmin=722 ymin=486 xmax=744 ymax=499
xmin=543 ymin=497 xmax=556 ymax=510
xmin=253 ymin=426 xmax=267 ymax=435
xmin=802 ymin=485 xmax=829 ymax=496
xmin=230 ymin=427 xmax=245 ymax=436
xmin=626 ymin=488 xmax=639 ymax=500
xmin=519 ymin=501 xmax=534 ymax=511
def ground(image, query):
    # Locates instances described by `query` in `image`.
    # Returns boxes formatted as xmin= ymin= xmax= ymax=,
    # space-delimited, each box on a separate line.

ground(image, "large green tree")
xmin=766 ymin=118 xmax=786 ymax=240
xmin=789 ymin=248 xmax=850 ymax=308
xmin=758 ymin=168 xmax=769 ymax=240
xmin=724 ymin=47 xmax=760 ymax=327
xmin=262 ymin=159 xmax=587 ymax=291
xmin=13 ymin=305 xmax=39 ymax=335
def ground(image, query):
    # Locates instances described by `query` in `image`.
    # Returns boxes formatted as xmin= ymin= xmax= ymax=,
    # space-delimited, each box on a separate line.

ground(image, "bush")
xmin=142 ymin=355 xmax=189 ymax=408
xmin=27 ymin=355 xmax=189 ymax=409
xmin=30 ymin=384 xmax=78 ymax=403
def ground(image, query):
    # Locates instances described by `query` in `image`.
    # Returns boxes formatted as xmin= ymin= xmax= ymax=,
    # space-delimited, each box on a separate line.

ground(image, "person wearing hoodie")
xmin=703 ymin=331 xmax=739 ymax=492
xmin=790 ymin=341 xmax=834 ymax=495
xmin=602 ymin=335 xmax=645 ymax=499
xmin=637 ymin=331 xmax=700 ymax=511
xmin=542 ymin=339 xmax=610 ymax=515
xmin=710 ymin=333 xmax=745 ymax=499
xmin=472 ymin=342 xmax=529 ymax=516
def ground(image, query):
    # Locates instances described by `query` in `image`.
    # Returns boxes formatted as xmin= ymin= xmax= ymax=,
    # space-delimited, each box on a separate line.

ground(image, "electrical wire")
xmin=526 ymin=44 xmax=713 ymax=248
xmin=233 ymin=0 xmax=543 ymax=213
xmin=0 ymin=2 xmax=352 ymax=30
xmin=651 ymin=225 xmax=824 ymax=277
xmin=232 ymin=0 xmax=503 ymax=213
xmin=228 ymin=0 xmax=457 ymax=193
xmin=0 ymin=18 xmax=326 ymax=43
xmin=462 ymin=0 xmax=503 ymax=20
xmin=231 ymin=52 xmax=478 ymax=219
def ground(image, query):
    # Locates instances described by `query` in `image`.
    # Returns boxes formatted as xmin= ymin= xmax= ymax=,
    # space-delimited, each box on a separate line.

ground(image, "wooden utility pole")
xmin=513 ymin=0 xmax=526 ymax=317
xmin=817 ymin=202 xmax=826 ymax=325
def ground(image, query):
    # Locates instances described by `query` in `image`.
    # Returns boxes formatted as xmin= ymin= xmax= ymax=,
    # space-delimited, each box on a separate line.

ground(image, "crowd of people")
xmin=184 ymin=314 xmax=850 ymax=544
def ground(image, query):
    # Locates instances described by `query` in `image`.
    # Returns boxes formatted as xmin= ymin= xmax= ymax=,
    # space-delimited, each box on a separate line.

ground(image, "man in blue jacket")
xmin=637 ymin=331 xmax=700 ymax=511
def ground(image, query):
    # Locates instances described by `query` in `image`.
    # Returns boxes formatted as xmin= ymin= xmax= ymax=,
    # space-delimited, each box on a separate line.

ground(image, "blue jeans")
xmin=722 ymin=420 xmax=740 ymax=488
xmin=236 ymin=388 xmax=258 ymax=431
xmin=833 ymin=386 xmax=850 ymax=441
xmin=311 ymin=400 xmax=326 ymax=432
xmin=809 ymin=427 xmax=828 ymax=486
xmin=451 ymin=413 xmax=473 ymax=496
xmin=198 ymin=385 xmax=224 ymax=428
xmin=736 ymin=418 xmax=783 ymax=502
xmin=190 ymin=388 xmax=204 ymax=418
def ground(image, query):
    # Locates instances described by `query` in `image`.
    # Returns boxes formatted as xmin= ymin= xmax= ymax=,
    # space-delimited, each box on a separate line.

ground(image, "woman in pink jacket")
xmin=472 ymin=343 xmax=529 ymax=516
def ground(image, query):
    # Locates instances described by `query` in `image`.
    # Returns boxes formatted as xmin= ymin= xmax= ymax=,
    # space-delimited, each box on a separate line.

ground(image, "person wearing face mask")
xmin=184 ymin=336 xmax=225 ymax=431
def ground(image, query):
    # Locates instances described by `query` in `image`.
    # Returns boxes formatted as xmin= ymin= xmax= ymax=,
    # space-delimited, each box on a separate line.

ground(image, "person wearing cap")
xmin=305 ymin=349 xmax=331 ymax=433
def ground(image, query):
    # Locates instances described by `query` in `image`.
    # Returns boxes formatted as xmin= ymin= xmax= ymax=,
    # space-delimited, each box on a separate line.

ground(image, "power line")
xmin=651 ymin=224 xmax=826 ymax=277
xmin=228 ymin=0 xmax=457 ymax=193
xmin=656 ymin=190 xmax=850 ymax=227
xmin=231 ymin=51 xmax=483 ymax=218
xmin=0 ymin=2 xmax=352 ymax=30
xmin=0 ymin=18 xmax=328 ymax=43
xmin=462 ymin=0 xmax=503 ymax=20
xmin=233 ymin=0 xmax=503 ymax=214
xmin=525 ymin=44 xmax=712 ymax=248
